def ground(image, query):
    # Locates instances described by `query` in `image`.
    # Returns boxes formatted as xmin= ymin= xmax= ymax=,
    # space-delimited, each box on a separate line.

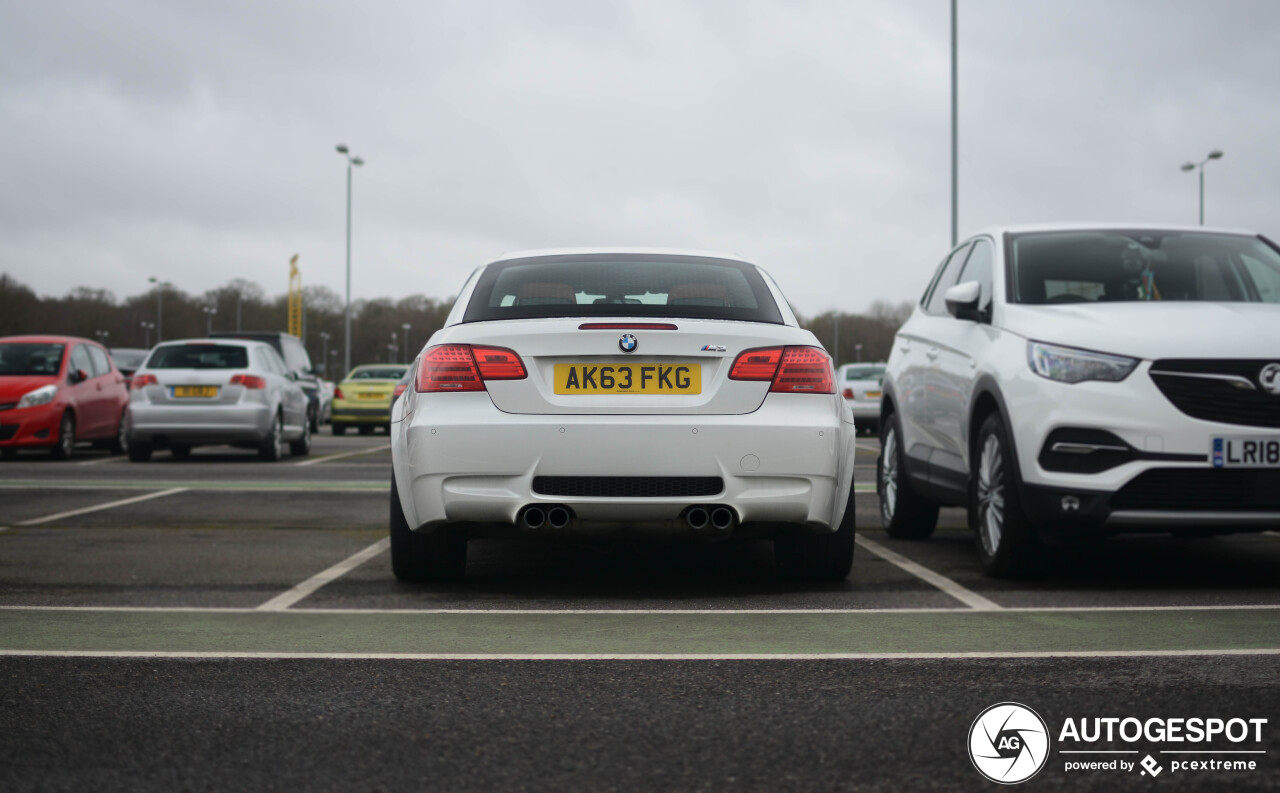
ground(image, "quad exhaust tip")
xmin=684 ymin=505 xmax=737 ymax=533
xmin=518 ymin=504 xmax=573 ymax=530
xmin=710 ymin=506 xmax=736 ymax=531
xmin=685 ymin=506 xmax=710 ymax=531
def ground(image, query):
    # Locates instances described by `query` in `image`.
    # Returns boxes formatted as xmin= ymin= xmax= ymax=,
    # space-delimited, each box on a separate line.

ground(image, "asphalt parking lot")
xmin=2 ymin=434 xmax=1277 ymax=791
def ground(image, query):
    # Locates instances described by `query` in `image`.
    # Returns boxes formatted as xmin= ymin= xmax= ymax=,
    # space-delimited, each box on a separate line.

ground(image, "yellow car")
xmin=331 ymin=365 xmax=408 ymax=435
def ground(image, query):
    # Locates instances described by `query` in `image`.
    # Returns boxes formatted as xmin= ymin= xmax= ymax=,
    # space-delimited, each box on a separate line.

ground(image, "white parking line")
xmin=294 ymin=443 xmax=391 ymax=467
xmin=855 ymin=442 xmax=880 ymax=452
xmin=15 ymin=488 xmax=190 ymax=526
xmin=855 ymin=534 xmax=1003 ymax=611
xmin=2 ymin=648 xmax=1276 ymax=660
xmin=256 ymin=537 xmax=391 ymax=611
xmin=75 ymin=456 xmax=119 ymax=467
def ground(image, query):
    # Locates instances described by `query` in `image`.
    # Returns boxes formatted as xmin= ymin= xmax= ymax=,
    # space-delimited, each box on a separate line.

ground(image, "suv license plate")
xmin=1212 ymin=437 xmax=1280 ymax=468
xmin=554 ymin=363 xmax=701 ymax=395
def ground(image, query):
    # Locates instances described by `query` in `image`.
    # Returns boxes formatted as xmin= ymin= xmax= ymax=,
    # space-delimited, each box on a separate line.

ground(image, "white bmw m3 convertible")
xmin=389 ymin=249 xmax=858 ymax=582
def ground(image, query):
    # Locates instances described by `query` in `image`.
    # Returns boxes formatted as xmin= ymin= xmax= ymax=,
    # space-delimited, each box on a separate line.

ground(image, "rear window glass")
xmin=349 ymin=367 xmax=407 ymax=380
xmin=462 ymin=254 xmax=783 ymax=324
xmin=146 ymin=344 xmax=250 ymax=369
xmin=0 ymin=343 xmax=64 ymax=376
xmin=1010 ymin=231 xmax=1280 ymax=304
xmin=843 ymin=365 xmax=886 ymax=381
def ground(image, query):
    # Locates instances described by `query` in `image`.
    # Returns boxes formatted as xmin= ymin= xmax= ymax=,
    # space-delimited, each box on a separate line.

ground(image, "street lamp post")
xmin=318 ymin=331 xmax=331 ymax=377
xmin=1180 ymin=150 xmax=1224 ymax=225
xmin=855 ymin=343 xmax=864 ymax=363
xmin=401 ymin=323 xmax=412 ymax=363
xmin=95 ymin=330 xmax=110 ymax=346
xmin=335 ymin=143 xmax=365 ymax=375
xmin=147 ymin=277 xmax=169 ymax=342
xmin=140 ymin=321 xmax=155 ymax=348
xmin=202 ymin=305 xmax=217 ymax=335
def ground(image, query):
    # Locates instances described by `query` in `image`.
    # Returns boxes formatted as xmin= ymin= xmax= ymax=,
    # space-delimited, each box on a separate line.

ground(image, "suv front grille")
xmin=1111 ymin=468 xmax=1280 ymax=511
xmin=1149 ymin=360 xmax=1280 ymax=429
xmin=532 ymin=476 xmax=724 ymax=499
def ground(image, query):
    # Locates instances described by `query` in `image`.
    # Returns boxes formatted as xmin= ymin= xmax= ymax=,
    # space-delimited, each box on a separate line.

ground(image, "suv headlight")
xmin=1027 ymin=342 xmax=1138 ymax=384
xmin=17 ymin=384 xmax=58 ymax=408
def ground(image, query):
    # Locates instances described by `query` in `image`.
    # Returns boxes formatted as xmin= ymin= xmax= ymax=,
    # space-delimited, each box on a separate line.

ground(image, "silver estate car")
xmin=125 ymin=339 xmax=311 ymax=461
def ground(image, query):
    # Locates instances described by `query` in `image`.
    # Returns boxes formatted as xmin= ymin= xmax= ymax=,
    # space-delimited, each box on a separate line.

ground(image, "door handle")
xmin=926 ymin=348 xmax=940 ymax=361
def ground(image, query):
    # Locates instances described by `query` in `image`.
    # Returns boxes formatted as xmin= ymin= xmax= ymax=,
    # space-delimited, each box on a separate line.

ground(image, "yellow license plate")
xmin=554 ymin=363 xmax=701 ymax=395
xmin=865 ymin=390 xmax=882 ymax=399
xmin=356 ymin=392 xmax=384 ymax=400
xmin=173 ymin=386 xmax=218 ymax=398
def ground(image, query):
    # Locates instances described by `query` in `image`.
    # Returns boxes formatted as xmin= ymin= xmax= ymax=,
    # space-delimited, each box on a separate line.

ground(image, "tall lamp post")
xmin=401 ymin=323 xmax=412 ymax=363
xmin=1180 ymin=150 xmax=1224 ymax=226
xmin=95 ymin=330 xmax=110 ymax=346
xmin=335 ymin=143 xmax=365 ymax=375
xmin=147 ymin=278 xmax=171 ymax=342
xmin=202 ymin=305 xmax=217 ymax=335
xmin=318 ymin=331 xmax=331 ymax=377
xmin=140 ymin=321 xmax=155 ymax=348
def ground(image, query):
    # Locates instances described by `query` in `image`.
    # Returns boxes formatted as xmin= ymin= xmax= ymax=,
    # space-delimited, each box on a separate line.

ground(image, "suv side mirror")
xmin=945 ymin=281 xmax=986 ymax=322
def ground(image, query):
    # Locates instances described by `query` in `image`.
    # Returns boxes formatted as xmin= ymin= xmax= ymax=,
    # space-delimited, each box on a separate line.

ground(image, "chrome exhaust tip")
xmin=546 ymin=505 xmax=572 ymax=530
xmin=519 ymin=505 xmax=546 ymax=530
xmin=710 ymin=506 xmax=737 ymax=531
xmin=684 ymin=506 xmax=710 ymax=531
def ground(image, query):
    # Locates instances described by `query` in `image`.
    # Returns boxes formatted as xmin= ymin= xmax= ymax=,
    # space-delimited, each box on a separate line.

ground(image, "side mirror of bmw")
xmin=944 ymin=281 xmax=983 ymax=321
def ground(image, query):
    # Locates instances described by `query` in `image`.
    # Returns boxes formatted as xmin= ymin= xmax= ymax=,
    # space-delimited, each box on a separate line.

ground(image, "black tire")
xmin=109 ymin=409 xmax=129 ymax=455
xmin=971 ymin=412 xmax=1043 ymax=577
xmin=332 ymin=423 xmax=347 ymax=436
xmin=258 ymin=412 xmax=284 ymax=462
xmin=290 ymin=417 xmax=312 ymax=456
xmin=390 ymin=475 xmax=467 ymax=582
xmin=358 ymin=425 xmax=374 ymax=436
xmin=877 ymin=411 xmax=939 ymax=539
xmin=774 ymin=476 xmax=856 ymax=581
xmin=128 ymin=442 xmax=153 ymax=462
xmin=51 ymin=411 xmax=75 ymax=460
xmin=170 ymin=444 xmax=192 ymax=459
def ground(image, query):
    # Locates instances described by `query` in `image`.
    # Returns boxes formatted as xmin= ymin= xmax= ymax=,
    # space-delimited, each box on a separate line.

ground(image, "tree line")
xmin=0 ymin=273 xmax=911 ymax=375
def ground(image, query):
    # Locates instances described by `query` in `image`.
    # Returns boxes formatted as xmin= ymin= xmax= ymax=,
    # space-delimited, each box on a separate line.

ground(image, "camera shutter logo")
xmin=968 ymin=702 xmax=1051 ymax=784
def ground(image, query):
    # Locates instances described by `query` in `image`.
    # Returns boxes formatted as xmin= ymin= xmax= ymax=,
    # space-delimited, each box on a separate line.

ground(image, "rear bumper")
xmin=391 ymin=391 xmax=854 ymax=535
xmin=127 ymin=402 xmax=273 ymax=444
xmin=332 ymin=405 xmax=391 ymax=423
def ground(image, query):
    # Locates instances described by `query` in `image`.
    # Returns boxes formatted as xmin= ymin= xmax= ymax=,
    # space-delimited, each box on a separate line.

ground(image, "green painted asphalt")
xmin=1 ymin=608 xmax=1276 ymax=656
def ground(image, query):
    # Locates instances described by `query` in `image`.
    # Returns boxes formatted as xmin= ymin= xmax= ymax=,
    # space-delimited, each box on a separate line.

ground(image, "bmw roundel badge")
xmin=619 ymin=334 xmax=638 ymax=354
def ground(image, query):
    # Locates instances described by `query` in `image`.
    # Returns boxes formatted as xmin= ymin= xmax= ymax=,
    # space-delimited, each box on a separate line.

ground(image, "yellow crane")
xmin=287 ymin=254 xmax=302 ymax=337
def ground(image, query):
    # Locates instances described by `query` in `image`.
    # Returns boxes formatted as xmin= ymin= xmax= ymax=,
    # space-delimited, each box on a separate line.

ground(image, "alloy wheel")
xmin=880 ymin=427 xmax=898 ymax=522
xmin=977 ymin=434 xmax=1006 ymax=558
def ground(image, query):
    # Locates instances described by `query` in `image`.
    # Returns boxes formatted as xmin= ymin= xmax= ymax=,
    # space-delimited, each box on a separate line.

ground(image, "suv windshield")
xmin=1010 ymin=231 xmax=1280 ymax=304
xmin=462 ymin=254 xmax=784 ymax=324
xmin=146 ymin=344 xmax=250 ymax=369
xmin=0 ymin=343 xmax=65 ymax=376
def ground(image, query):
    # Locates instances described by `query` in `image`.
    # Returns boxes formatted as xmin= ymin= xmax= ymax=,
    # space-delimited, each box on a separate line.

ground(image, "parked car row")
xmin=0 ymin=332 xmax=357 ymax=462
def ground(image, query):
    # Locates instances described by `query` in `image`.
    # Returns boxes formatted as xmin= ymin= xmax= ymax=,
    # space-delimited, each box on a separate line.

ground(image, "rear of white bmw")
xmin=389 ymin=250 xmax=857 ymax=582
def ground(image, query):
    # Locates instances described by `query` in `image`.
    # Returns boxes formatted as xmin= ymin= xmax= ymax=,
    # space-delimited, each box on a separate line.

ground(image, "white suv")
xmin=877 ymin=224 xmax=1280 ymax=576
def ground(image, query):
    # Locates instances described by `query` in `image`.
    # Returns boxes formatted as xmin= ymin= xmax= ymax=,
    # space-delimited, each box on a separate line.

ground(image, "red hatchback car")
xmin=0 ymin=335 xmax=131 ymax=458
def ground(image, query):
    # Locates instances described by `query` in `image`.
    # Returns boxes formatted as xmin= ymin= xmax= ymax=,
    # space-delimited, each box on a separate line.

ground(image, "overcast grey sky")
xmin=2 ymin=0 xmax=1277 ymax=317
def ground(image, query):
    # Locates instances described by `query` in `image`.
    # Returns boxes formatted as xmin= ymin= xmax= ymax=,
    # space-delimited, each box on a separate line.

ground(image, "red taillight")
xmin=771 ymin=347 xmax=834 ymax=393
xmin=842 ymin=388 xmax=854 ymax=399
xmin=132 ymin=374 xmax=157 ymax=390
xmin=728 ymin=346 xmax=833 ymax=393
xmin=334 ymin=387 xmax=344 ymax=400
xmin=471 ymin=346 xmax=527 ymax=380
xmin=230 ymin=374 xmax=266 ymax=390
xmin=416 ymin=344 xmax=527 ymax=393
xmin=728 ymin=347 xmax=783 ymax=381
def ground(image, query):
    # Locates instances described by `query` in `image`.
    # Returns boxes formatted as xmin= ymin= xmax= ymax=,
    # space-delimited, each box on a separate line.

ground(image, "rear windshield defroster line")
xmin=461 ymin=254 xmax=785 ymax=324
